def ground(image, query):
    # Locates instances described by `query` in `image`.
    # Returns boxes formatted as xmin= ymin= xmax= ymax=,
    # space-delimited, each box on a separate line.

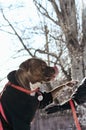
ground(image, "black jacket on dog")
xmin=0 ymin=71 xmax=53 ymax=130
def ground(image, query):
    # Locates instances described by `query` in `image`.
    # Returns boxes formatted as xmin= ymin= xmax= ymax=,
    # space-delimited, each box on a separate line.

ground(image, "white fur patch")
xmin=30 ymin=82 xmax=41 ymax=90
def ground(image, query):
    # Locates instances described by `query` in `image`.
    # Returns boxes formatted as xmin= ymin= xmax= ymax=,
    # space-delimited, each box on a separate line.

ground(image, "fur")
xmin=0 ymin=58 xmax=58 ymax=130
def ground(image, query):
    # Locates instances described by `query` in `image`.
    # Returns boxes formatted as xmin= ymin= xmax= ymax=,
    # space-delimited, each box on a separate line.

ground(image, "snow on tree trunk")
xmin=77 ymin=4 xmax=86 ymax=128
xmin=69 ymin=49 xmax=84 ymax=81
xmin=82 ymin=4 xmax=86 ymax=77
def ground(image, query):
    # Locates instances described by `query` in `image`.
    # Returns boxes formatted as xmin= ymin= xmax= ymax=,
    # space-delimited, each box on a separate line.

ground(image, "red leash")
xmin=6 ymin=82 xmax=39 ymax=94
xmin=69 ymin=100 xmax=82 ymax=130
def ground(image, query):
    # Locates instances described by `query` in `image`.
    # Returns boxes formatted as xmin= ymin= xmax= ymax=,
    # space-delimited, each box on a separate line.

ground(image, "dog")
xmin=45 ymin=77 xmax=86 ymax=114
xmin=0 ymin=57 xmax=59 ymax=130
xmin=0 ymin=57 xmax=79 ymax=130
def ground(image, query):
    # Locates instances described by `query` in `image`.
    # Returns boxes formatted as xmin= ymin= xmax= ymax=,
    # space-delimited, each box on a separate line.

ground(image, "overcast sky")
xmin=0 ymin=0 xmax=39 ymax=61
xmin=0 ymin=0 xmax=85 ymax=90
xmin=0 ymin=0 xmax=41 ymax=89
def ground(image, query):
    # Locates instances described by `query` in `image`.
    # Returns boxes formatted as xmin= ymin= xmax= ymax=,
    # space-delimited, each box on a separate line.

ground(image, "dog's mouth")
xmin=43 ymin=66 xmax=58 ymax=82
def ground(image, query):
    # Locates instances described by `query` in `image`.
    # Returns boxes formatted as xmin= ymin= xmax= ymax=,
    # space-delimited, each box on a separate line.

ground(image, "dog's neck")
xmin=30 ymin=82 xmax=41 ymax=90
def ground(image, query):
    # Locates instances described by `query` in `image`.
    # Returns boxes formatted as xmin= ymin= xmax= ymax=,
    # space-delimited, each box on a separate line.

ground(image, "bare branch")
xmin=0 ymin=28 xmax=15 ymax=35
xmin=49 ymin=0 xmax=62 ymax=18
xmin=1 ymin=9 xmax=34 ymax=57
xmin=33 ymin=0 xmax=60 ymax=25
xmin=34 ymin=49 xmax=58 ymax=58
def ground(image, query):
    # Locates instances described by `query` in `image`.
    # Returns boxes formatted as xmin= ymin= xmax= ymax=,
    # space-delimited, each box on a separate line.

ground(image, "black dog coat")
xmin=0 ymin=71 xmax=53 ymax=130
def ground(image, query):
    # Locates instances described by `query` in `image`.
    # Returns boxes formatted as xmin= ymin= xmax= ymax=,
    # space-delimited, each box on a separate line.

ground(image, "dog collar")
xmin=5 ymin=82 xmax=39 ymax=94
xmin=4 ymin=82 xmax=43 ymax=101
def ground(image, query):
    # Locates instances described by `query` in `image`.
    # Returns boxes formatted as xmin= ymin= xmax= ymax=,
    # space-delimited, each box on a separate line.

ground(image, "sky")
xmin=0 ymin=0 xmax=85 ymax=91
xmin=0 ymin=0 xmax=41 ymax=90
xmin=0 ymin=0 xmax=47 ymax=91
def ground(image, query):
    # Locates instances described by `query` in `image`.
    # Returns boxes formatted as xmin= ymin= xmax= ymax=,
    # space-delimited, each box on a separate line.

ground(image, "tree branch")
xmin=49 ymin=0 xmax=62 ymax=18
xmin=33 ymin=0 xmax=60 ymax=25
xmin=1 ymin=9 xmax=34 ymax=57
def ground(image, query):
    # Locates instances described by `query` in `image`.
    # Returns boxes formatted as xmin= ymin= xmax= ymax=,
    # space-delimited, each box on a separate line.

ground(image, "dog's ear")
xmin=17 ymin=58 xmax=44 ymax=86
xmin=16 ymin=69 xmax=30 ymax=89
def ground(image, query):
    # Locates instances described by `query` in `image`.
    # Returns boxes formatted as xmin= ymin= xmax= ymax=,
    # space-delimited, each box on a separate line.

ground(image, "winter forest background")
xmin=0 ymin=0 xmax=86 ymax=130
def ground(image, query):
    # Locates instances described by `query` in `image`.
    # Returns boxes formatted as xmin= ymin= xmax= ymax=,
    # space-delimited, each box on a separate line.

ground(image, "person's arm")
xmin=45 ymin=101 xmax=74 ymax=114
xmin=38 ymin=80 xmax=78 ymax=109
xmin=50 ymin=80 xmax=78 ymax=99
xmin=45 ymin=77 xmax=86 ymax=114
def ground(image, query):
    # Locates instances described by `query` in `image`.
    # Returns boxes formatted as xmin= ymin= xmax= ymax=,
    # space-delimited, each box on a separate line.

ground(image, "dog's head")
xmin=16 ymin=58 xmax=58 ymax=89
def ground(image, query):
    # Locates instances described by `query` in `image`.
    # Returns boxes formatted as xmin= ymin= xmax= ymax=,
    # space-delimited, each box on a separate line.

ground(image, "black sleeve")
xmin=39 ymin=92 xmax=53 ymax=109
xmin=72 ymin=77 xmax=86 ymax=105
xmin=45 ymin=101 xmax=72 ymax=114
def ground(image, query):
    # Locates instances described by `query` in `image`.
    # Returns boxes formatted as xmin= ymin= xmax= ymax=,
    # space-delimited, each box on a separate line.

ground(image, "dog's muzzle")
xmin=43 ymin=66 xmax=58 ymax=81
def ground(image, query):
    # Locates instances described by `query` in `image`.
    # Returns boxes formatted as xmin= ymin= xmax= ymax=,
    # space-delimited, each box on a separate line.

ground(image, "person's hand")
xmin=45 ymin=101 xmax=71 ymax=114
xmin=45 ymin=105 xmax=62 ymax=114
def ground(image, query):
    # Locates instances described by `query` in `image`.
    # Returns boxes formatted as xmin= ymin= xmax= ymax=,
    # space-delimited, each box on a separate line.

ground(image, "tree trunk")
xmin=82 ymin=4 xmax=86 ymax=77
xmin=58 ymin=0 xmax=86 ymax=128
xmin=51 ymin=0 xmax=86 ymax=128
xmin=77 ymin=4 xmax=86 ymax=129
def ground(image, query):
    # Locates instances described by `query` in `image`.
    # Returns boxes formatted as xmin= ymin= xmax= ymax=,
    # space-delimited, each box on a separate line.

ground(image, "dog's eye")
xmin=41 ymin=63 xmax=47 ymax=70
xmin=42 ymin=67 xmax=46 ymax=73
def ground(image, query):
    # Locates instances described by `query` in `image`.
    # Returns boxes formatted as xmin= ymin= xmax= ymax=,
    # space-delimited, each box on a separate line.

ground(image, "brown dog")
xmin=0 ymin=57 xmax=58 ymax=130
xmin=0 ymin=57 xmax=78 ymax=130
